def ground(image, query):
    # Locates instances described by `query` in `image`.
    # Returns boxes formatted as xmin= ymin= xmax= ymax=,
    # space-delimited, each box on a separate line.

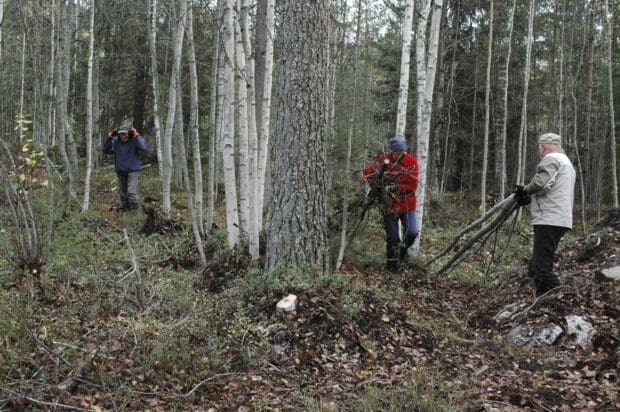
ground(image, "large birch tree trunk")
xmin=82 ymin=0 xmax=96 ymax=211
xmin=395 ymin=0 xmax=414 ymax=138
xmin=235 ymin=1 xmax=250 ymax=235
xmin=222 ymin=0 xmax=240 ymax=248
xmin=161 ymin=0 xmax=187 ymax=218
xmin=413 ymin=0 xmax=443 ymax=252
xmin=266 ymin=0 xmax=330 ymax=272
xmin=240 ymin=0 xmax=260 ymax=259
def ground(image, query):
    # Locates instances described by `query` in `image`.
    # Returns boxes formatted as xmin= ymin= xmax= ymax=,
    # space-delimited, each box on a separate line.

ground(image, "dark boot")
xmin=386 ymin=243 xmax=399 ymax=272
xmin=399 ymin=233 xmax=417 ymax=261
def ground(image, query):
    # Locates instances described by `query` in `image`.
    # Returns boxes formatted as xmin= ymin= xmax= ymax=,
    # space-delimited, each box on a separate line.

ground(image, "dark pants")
xmin=529 ymin=225 xmax=568 ymax=295
xmin=117 ymin=171 xmax=140 ymax=211
xmin=384 ymin=210 xmax=418 ymax=271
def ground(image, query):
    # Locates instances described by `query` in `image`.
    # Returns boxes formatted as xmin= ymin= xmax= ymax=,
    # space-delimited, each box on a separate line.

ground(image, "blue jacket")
xmin=102 ymin=135 xmax=148 ymax=173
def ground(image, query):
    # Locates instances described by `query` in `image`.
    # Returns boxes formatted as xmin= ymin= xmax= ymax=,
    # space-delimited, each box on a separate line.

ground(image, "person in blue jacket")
xmin=102 ymin=127 xmax=148 ymax=211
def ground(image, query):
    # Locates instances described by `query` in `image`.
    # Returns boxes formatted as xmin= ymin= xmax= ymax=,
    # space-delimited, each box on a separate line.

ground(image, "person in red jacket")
xmin=361 ymin=136 xmax=419 ymax=271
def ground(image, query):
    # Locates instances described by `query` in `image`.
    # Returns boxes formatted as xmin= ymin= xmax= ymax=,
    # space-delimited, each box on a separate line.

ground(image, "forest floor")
xmin=0 ymin=170 xmax=618 ymax=411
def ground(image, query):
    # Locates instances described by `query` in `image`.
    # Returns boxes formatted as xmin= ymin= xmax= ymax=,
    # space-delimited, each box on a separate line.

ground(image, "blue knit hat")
xmin=389 ymin=136 xmax=407 ymax=152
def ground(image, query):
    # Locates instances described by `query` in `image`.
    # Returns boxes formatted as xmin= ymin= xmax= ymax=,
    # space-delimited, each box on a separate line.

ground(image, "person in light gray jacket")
xmin=515 ymin=133 xmax=576 ymax=297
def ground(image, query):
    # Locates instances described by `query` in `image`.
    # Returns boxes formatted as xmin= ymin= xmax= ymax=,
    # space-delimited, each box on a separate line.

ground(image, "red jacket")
xmin=361 ymin=151 xmax=419 ymax=214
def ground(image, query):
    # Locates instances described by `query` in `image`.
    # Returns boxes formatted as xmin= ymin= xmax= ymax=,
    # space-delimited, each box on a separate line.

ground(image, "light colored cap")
xmin=538 ymin=133 xmax=561 ymax=145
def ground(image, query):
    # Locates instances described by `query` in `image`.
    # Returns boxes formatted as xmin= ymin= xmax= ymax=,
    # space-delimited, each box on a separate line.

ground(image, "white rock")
xmin=600 ymin=266 xmax=620 ymax=281
xmin=495 ymin=302 xmax=528 ymax=320
xmin=507 ymin=324 xmax=563 ymax=347
xmin=276 ymin=294 xmax=298 ymax=313
xmin=565 ymin=315 xmax=596 ymax=348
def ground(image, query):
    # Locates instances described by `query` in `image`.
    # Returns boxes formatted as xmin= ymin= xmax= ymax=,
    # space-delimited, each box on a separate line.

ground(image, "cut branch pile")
xmin=428 ymin=194 xmax=520 ymax=279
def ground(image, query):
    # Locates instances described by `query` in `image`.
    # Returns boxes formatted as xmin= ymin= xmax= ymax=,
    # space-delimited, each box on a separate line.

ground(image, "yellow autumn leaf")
xmin=25 ymin=158 xmax=36 ymax=166
xmin=41 ymin=179 xmax=49 ymax=187
xmin=19 ymin=173 xmax=26 ymax=182
xmin=21 ymin=144 xmax=30 ymax=152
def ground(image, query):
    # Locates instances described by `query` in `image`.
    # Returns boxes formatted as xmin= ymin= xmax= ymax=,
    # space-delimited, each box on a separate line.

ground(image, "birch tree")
xmin=82 ymin=0 xmax=96 ymax=211
xmin=235 ymin=1 xmax=250 ymax=235
xmin=395 ymin=0 xmax=414 ymax=138
xmin=185 ymin=1 xmax=203 ymax=231
xmin=256 ymin=0 xmax=275 ymax=228
xmin=480 ymin=0 xmax=493 ymax=214
xmin=266 ymin=0 xmax=330 ymax=272
xmin=516 ymin=0 xmax=535 ymax=185
xmin=604 ymin=0 xmax=618 ymax=207
xmin=414 ymin=0 xmax=443 ymax=251
xmin=222 ymin=0 xmax=240 ymax=248
xmin=161 ymin=0 xmax=187 ymax=218
xmin=240 ymin=0 xmax=260 ymax=259
xmin=493 ymin=0 xmax=515 ymax=200
xmin=148 ymin=0 xmax=164 ymax=178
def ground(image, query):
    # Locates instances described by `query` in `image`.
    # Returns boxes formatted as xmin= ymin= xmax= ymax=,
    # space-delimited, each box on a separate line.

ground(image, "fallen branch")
xmin=429 ymin=194 xmax=520 ymax=280
xmin=122 ymin=228 xmax=144 ymax=309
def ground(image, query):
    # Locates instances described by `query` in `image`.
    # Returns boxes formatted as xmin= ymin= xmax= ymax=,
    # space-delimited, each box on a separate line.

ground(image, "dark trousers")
xmin=384 ymin=210 xmax=418 ymax=270
xmin=529 ymin=225 xmax=568 ymax=295
xmin=117 ymin=171 xmax=140 ymax=210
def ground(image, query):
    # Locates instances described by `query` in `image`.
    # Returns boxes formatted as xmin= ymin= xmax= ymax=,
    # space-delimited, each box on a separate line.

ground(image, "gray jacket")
xmin=525 ymin=150 xmax=576 ymax=229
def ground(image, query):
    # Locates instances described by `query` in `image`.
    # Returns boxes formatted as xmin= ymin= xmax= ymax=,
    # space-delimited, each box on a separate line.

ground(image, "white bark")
xmin=240 ymin=0 xmax=260 ymax=259
xmin=256 ymin=0 xmax=275 ymax=229
xmin=413 ymin=0 xmax=443 ymax=252
xmin=605 ymin=0 xmax=618 ymax=207
xmin=480 ymin=0 xmax=493 ymax=214
xmin=186 ymin=2 xmax=203 ymax=231
xmin=82 ymin=0 xmax=95 ymax=212
xmin=149 ymin=0 xmax=164 ymax=178
xmin=206 ymin=2 xmax=222 ymax=233
xmin=395 ymin=0 xmax=414 ymax=138
xmin=161 ymin=0 xmax=187 ymax=217
xmin=222 ymin=0 xmax=240 ymax=247
xmin=495 ymin=0 xmax=515 ymax=200
xmin=19 ymin=34 xmax=26 ymax=138
xmin=516 ymin=0 xmax=535 ymax=185
xmin=235 ymin=1 xmax=250 ymax=233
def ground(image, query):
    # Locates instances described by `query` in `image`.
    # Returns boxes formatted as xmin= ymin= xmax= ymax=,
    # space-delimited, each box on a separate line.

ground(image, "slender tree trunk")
xmin=240 ymin=0 xmax=260 ymax=259
xmin=584 ymin=0 xmax=596 ymax=201
xmin=19 ymin=34 xmax=26 ymax=138
xmin=185 ymin=1 xmax=204 ymax=230
xmin=47 ymin=0 xmax=56 ymax=148
xmin=256 ymin=0 xmax=275 ymax=230
xmin=206 ymin=2 xmax=222 ymax=233
xmin=82 ymin=0 xmax=95 ymax=211
xmin=605 ymin=0 xmax=618 ymax=207
xmin=494 ymin=0 xmax=515 ymax=199
xmin=414 ymin=0 xmax=443 ymax=252
xmin=149 ymin=0 xmax=164 ymax=178
xmin=235 ymin=1 xmax=250 ymax=234
xmin=479 ymin=0 xmax=493 ymax=214
xmin=0 ymin=0 xmax=4 ymax=64
xmin=266 ymin=0 xmax=330 ymax=272
xmin=395 ymin=0 xmax=414 ymax=138
xmin=55 ymin=1 xmax=70 ymax=202
xmin=336 ymin=0 xmax=363 ymax=271
xmin=516 ymin=0 xmax=535 ymax=186
xmin=63 ymin=0 xmax=79 ymax=198
xmin=161 ymin=0 xmax=187 ymax=217
xmin=222 ymin=0 xmax=240 ymax=248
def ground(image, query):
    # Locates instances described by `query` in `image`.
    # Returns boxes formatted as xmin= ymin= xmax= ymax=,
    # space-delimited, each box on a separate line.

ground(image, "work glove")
xmin=363 ymin=183 xmax=371 ymax=197
xmin=384 ymin=184 xmax=398 ymax=193
xmin=107 ymin=128 xmax=117 ymax=139
xmin=130 ymin=127 xmax=139 ymax=137
xmin=513 ymin=185 xmax=531 ymax=207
